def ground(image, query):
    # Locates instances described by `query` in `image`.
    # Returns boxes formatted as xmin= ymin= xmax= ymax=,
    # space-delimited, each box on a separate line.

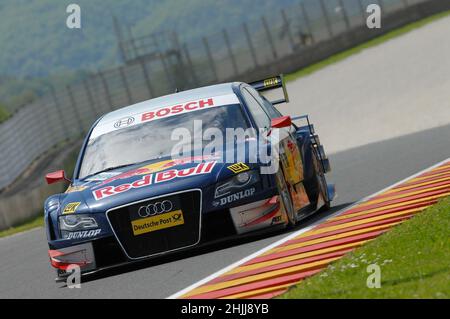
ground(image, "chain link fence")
xmin=0 ymin=0 xmax=444 ymax=197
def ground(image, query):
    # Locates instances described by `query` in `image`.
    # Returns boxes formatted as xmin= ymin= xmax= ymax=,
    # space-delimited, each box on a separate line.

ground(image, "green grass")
xmin=0 ymin=104 xmax=10 ymax=123
xmin=286 ymin=10 xmax=450 ymax=81
xmin=280 ymin=197 xmax=450 ymax=299
xmin=0 ymin=214 xmax=44 ymax=238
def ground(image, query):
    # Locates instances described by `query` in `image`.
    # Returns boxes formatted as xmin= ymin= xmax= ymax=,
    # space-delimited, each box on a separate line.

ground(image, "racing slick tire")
xmin=275 ymin=166 xmax=296 ymax=227
xmin=311 ymin=146 xmax=331 ymax=210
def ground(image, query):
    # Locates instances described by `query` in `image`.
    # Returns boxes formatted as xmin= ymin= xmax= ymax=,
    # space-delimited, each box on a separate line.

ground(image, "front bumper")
xmin=48 ymin=189 xmax=286 ymax=279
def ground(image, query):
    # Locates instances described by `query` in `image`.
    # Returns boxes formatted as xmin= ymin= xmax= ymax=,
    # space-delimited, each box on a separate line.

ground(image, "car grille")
xmin=107 ymin=190 xmax=201 ymax=259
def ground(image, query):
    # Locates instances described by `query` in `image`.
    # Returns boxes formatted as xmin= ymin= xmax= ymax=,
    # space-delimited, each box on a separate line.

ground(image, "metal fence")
xmin=0 ymin=183 xmax=63 ymax=230
xmin=0 ymin=0 xmax=443 ymax=195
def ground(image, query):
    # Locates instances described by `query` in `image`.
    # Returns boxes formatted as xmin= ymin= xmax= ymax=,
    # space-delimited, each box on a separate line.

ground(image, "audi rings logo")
xmin=138 ymin=200 xmax=173 ymax=218
xmin=114 ymin=117 xmax=135 ymax=128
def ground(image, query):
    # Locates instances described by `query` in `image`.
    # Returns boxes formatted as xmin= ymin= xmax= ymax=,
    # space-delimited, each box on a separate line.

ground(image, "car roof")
xmin=98 ymin=82 xmax=240 ymax=126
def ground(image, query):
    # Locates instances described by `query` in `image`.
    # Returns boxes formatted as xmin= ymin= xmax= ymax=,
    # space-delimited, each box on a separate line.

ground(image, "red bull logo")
xmin=93 ymin=161 xmax=216 ymax=200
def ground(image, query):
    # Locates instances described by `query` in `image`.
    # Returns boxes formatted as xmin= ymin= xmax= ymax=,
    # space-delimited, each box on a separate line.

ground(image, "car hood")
xmin=57 ymin=152 xmax=260 ymax=215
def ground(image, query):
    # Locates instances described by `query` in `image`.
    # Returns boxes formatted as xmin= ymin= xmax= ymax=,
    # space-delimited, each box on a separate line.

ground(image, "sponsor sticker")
xmin=94 ymin=155 xmax=219 ymax=188
xmin=93 ymin=161 xmax=216 ymax=200
xmin=114 ymin=116 xmax=135 ymax=128
xmin=227 ymin=162 xmax=250 ymax=174
xmin=63 ymin=202 xmax=81 ymax=214
xmin=85 ymin=171 xmax=122 ymax=182
xmin=65 ymin=186 xmax=87 ymax=193
xmin=213 ymin=187 xmax=256 ymax=207
xmin=264 ymin=77 xmax=279 ymax=88
xmin=131 ymin=210 xmax=184 ymax=236
xmin=66 ymin=229 xmax=101 ymax=239
xmin=90 ymin=94 xmax=240 ymax=140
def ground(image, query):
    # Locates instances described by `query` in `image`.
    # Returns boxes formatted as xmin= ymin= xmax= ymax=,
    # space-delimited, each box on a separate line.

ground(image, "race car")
xmin=44 ymin=75 xmax=335 ymax=280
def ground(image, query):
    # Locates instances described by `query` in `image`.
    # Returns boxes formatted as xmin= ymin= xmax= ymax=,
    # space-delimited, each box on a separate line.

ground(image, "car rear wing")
xmin=249 ymin=75 xmax=289 ymax=105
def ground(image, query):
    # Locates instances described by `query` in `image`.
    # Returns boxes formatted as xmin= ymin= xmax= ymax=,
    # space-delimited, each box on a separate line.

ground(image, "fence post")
xmin=243 ymin=23 xmax=259 ymax=68
xmin=319 ymin=0 xmax=333 ymax=38
xmin=50 ymin=86 xmax=70 ymax=141
xmin=338 ymin=0 xmax=351 ymax=30
xmin=261 ymin=16 xmax=278 ymax=61
xmin=222 ymin=29 xmax=239 ymax=76
xmin=119 ymin=66 xmax=133 ymax=105
xmin=0 ymin=201 xmax=8 ymax=231
xmin=202 ymin=37 xmax=218 ymax=82
xmin=138 ymin=58 xmax=155 ymax=98
xmin=378 ymin=0 xmax=385 ymax=14
xmin=98 ymin=71 xmax=115 ymax=111
xmin=113 ymin=15 xmax=126 ymax=63
xmin=87 ymin=75 xmax=102 ymax=114
xmin=66 ymin=85 xmax=84 ymax=135
xmin=182 ymin=44 xmax=200 ymax=86
xmin=281 ymin=9 xmax=296 ymax=52
xmin=300 ymin=2 xmax=315 ymax=45
xmin=159 ymin=52 xmax=176 ymax=92
xmin=128 ymin=27 xmax=139 ymax=60
xmin=357 ymin=0 xmax=367 ymax=25
xmin=82 ymin=78 xmax=99 ymax=118
xmin=43 ymin=95 xmax=58 ymax=139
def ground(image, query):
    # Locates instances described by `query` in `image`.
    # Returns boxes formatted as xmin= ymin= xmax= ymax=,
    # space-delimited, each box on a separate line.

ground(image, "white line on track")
xmin=167 ymin=157 xmax=450 ymax=299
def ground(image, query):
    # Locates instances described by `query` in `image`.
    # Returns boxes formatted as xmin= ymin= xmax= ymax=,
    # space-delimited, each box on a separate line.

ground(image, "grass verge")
xmin=286 ymin=10 xmax=450 ymax=81
xmin=0 ymin=104 xmax=10 ymax=123
xmin=280 ymin=197 xmax=450 ymax=299
xmin=0 ymin=214 xmax=44 ymax=238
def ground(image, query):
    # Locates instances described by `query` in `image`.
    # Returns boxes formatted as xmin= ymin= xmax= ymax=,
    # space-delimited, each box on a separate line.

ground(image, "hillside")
xmin=0 ymin=0 xmax=306 ymax=111
xmin=0 ymin=0 xmax=299 ymax=78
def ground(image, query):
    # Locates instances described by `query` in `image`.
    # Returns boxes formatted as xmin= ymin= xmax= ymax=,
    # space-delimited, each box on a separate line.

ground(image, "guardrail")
xmin=0 ymin=183 xmax=63 ymax=231
xmin=0 ymin=0 xmax=448 ymax=231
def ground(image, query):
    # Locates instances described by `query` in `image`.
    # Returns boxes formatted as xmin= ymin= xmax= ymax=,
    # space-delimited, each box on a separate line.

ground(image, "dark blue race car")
xmin=44 ymin=75 xmax=335 ymax=280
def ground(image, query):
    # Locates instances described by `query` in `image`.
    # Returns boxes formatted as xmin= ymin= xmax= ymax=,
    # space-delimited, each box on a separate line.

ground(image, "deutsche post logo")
xmin=172 ymin=212 xmax=182 ymax=221
xmin=63 ymin=202 xmax=81 ymax=214
xmin=227 ymin=163 xmax=250 ymax=174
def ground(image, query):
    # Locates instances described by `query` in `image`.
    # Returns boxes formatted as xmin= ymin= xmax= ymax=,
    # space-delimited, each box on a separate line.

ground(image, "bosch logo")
xmin=114 ymin=117 xmax=135 ymax=128
xmin=138 ymin=200 xmax=173 ymax=218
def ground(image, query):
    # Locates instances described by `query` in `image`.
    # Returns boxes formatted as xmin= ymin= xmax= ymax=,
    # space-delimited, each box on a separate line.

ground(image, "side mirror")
xmin=45 ymin=170 xmax=70 ymax=185
xmin=271 ymin=116 xmax=292 ymax=129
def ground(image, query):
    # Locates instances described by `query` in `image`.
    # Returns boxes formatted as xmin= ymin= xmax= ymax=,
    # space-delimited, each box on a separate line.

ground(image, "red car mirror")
xmin=45 ymin=170 xmax=69 ymax=185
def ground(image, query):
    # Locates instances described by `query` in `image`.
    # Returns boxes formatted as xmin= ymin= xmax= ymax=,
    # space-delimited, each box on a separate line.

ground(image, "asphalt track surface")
xmin=1 ymin=17 xmax=450 ymax=298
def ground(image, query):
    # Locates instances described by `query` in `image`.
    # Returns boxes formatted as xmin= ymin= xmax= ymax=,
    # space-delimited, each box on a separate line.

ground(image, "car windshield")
xmin=78 ymin=104 xmax=250 ymax=179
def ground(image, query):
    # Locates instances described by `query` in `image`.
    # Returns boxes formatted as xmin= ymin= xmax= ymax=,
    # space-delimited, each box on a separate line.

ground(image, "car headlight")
xmin=215 ymin=170 xmax=259 ymax=198
xmin=59 ymin=215 xmax=98 ymax=232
